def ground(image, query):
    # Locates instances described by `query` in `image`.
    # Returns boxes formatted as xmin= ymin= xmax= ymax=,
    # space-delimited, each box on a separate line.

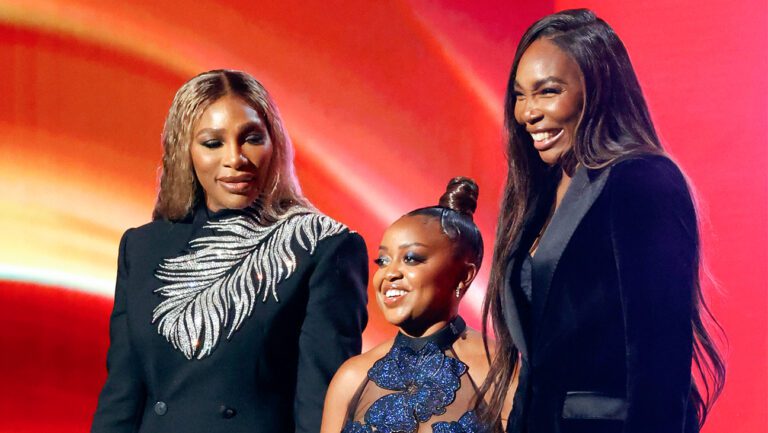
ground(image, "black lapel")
xmin=530 ymin=165 xmax=611 ymax=343
xmin=500 ymin=180 xmax=556 ymax=359
xmin=502 ymin=253 xmax=528 ymax=358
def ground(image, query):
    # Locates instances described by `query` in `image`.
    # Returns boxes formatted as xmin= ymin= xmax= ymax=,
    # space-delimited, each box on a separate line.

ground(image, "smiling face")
xmin=513 ymin=38 xmax=584 ymax=166
xmin=373 ymin=215 xmax=476 ymax=335
xmin=190 ymin=94 xmax=274 ymax=211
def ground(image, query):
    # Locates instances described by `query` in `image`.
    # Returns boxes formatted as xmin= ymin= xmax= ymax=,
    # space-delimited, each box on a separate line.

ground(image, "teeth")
xmin=385 ymin=289 xmax=407 ymax=298
xmin=530 ymin=130 xmax=560 ymax=142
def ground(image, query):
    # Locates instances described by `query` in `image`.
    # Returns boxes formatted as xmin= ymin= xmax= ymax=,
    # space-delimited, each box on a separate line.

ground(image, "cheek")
xmin=190 ymin=148 xmax=217 ymax=180
xmin=513 ymin=102 xmax=526 ymax=124
xmin=372 ymin=268 xmax=385 ymax=288
xmin=557 ymin=96 xmax=583 ymax=125
xmin=244 ymin=142 xmax=274 ymax=167
xmin=406 ymin=272 xmax=441 ymax=302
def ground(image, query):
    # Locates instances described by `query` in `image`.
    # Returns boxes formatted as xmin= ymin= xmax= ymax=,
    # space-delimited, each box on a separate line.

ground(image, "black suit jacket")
xmin=503 ymin=156 xmax=698 ymax=433
xmin=91 ymin=206 xmax=368 ymax=433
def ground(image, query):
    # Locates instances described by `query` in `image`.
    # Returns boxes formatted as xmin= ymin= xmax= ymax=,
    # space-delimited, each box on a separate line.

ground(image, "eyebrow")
xmin=514 ymin=76 xmax=568 ymax=90
xmin=377 ymin=242 xmax=428 ymax=251
xmin=195 ymin=121 xmax=265 ymax=137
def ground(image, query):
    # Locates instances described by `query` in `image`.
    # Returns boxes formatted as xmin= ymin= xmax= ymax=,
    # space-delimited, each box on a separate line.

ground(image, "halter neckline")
xmin=394 ymin=316 xmax=466 ymax=351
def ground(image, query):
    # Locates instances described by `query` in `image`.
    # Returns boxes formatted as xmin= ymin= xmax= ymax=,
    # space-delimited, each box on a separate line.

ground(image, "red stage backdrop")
xmin=0 ymin=1 xmax=765 ymax=432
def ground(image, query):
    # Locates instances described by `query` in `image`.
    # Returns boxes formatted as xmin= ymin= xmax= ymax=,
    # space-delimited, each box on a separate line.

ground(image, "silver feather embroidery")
xmin=152 ymin=206 xmax=347 ymax=360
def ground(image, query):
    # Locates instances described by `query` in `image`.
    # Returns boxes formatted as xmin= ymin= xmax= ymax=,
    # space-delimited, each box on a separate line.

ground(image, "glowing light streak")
xmin=406 ymin=3 xmax=504 ymax=125
xmin=291 ymin=133 xmax=403 ymax=227
xmin=0 ymin=264 xmax=112 ymax=295
xmin=0 ymin=1 xmax=201 ymax=76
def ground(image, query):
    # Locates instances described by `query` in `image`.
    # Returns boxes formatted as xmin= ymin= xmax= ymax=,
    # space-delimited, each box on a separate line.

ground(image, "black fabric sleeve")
xmin=91 ymin=229 xmax=146 ymax=433
xmin=608 ymin=157 xmax=696 ymax=433
xmin=294 ymin=231 xmax=369 ymax=433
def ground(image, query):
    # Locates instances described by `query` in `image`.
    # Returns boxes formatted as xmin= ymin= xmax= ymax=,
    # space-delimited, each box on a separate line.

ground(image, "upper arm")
xmin=294 ymin=230 xmax=369 ymax=433
xmin=608 ymin=157 xmax=696 ymax=430
xmin=320 ymin=356 xmax=368 ymax=433
xmin=91 ymin=229 xmax=147 ymax=433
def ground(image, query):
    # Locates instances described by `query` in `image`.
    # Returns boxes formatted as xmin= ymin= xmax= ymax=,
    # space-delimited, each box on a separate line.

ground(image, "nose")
xmin=517 ymin=94 xmax=544 ymax=125
xmin=385 ymin=265 xmax=403 ymax=282
xmin=523 ymin=102 xmax=543 ymax=125
xmin=222 ymin=141 xmax=247 ymax=169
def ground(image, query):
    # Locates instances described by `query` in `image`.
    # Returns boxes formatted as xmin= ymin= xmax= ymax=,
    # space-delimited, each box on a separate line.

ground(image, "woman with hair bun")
xmin=479 ymin=9 xmax=725 ymax=433
xmin=321 ymin=177 xmax=512 ymax=433
xmin=91 ymin=69 xmax=368 ymax=433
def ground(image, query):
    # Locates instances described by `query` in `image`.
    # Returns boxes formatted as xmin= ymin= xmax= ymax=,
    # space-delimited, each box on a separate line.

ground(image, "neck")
xmin=399 ymin=316 xmax=456 ymax=339
xmin=395 ymin=316 xmax=466 ymax=351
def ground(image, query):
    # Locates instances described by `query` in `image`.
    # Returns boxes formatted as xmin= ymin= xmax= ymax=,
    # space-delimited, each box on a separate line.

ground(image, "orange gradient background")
xmin=0 ymin=1 xmax=765 ymax=432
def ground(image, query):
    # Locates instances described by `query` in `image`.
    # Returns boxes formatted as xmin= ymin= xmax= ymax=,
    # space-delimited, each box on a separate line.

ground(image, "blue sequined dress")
xmin=341 ymin=316 xmax=488 ymax=433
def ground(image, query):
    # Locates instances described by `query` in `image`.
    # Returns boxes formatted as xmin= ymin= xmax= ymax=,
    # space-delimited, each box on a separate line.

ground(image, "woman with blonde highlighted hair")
xmin=92 ymin=70 xmax=368 ymax=433
xmin=153 ymin=69 xmax=307 ymax=222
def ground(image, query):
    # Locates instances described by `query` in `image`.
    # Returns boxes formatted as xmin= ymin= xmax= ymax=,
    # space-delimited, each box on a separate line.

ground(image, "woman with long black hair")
xmin=480 ymin=9 xmax=725 ymax=433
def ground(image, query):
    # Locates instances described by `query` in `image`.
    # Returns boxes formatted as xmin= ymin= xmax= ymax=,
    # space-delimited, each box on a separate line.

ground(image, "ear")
xmin=457 ymin=262 xmax=479 ymax=293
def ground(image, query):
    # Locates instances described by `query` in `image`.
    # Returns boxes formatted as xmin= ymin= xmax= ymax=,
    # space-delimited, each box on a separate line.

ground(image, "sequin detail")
xmin=152 ymin=206 xmax=347 ymax=360
xmin=359 ymin=341 xmax=467 ymax=433
xmin=341 ymin=421 xmax=373 ymax=433
xmin=432 ymin=411 xmax=485 ymax=433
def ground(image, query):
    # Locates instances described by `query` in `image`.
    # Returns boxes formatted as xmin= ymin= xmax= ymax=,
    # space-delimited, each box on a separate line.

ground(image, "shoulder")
xmin=318 ymin=229 xmax=367 ymax=255
xmin=459 ymin=327 xmax=488 ymax=349
xmin=332 ymin=353 xmax=370 ymax=387
xmin=120 ymin=218 xmax=178 ymax=247
xmin=330 ymin=338 xmax=395 ymax=392
xmin=603 ymin=155 xmax=697 ymax=229
xmin=454 ymin=327 xmax=493 ymax=379
xmin=603 ymin=154 xmax=693 ymax=207
xmin=342 ymin=337 xmax=396 ymax=375
xmin=283 ymin=208 xmax=366 ymax=256
xmin=607 ymin=154 xmax=689 ymax=192
xmin=364 ymin=337 xmax=397 ymax=361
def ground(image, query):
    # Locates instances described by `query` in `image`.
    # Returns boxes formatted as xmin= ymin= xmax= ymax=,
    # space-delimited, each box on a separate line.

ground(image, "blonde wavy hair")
xmin=152 ymin=69 xmax=309 ymax=221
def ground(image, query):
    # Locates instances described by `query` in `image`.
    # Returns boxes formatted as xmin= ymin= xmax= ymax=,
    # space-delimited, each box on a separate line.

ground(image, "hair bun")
xmin=438 ymin=177 xmax=479 ymax=218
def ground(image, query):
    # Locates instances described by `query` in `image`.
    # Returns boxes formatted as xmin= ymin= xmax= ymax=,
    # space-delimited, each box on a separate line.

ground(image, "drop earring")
xmin=455 ymin=284 xmax=462 ymax=299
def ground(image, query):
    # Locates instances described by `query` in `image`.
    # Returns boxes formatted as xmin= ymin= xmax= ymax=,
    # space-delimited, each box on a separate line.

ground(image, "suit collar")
xmin=530 ymin=164 xmax=611 ymax=344
xmin=502 ymin=259 xmax=528 ymax=357
xmin=501 ymin=175 xmax=557 ymax=359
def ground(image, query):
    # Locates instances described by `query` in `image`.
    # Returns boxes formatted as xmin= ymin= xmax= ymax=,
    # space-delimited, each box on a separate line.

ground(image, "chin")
xmin=221 ymin=195 xmax=258 ymax=210
xmin=377 ymin=303 xmax=410 ymax=327
xmin=538 ymin=149 xmax=565 ymax=166
xmin=381 ymin=312 xmax=406 ymax=327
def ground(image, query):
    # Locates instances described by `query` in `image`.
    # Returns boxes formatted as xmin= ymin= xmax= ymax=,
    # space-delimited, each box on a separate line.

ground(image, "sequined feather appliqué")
xmin=152 ymin=206 xmax=347 ymax=360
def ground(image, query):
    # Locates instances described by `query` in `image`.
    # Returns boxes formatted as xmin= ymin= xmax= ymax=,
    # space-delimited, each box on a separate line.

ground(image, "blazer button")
xmin=154 ymin=401 xmax=167 ymax=416
xmin=219 ymin=405 xmax=237 ymax=419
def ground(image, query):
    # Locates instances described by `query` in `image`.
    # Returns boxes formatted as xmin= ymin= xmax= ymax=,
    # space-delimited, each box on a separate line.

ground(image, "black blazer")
xmin=503 ymin=156 xmax=698 ymax=433
xmin=91 ymin=206 xmax=368 ymax=433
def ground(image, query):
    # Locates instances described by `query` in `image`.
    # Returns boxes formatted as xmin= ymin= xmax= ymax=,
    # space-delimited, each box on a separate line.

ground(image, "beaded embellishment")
xmin=342 ymin=316 xmax=487 ymax=433
xmin=432 ymin=411 xmax=484 ymax=433
xmin=342 ymin=341 xmax=485 ymax=433
xmin=364 ymin=341 xmax=466 ymax=432
xmin=152 ymin=206 xmax=346 ymax=360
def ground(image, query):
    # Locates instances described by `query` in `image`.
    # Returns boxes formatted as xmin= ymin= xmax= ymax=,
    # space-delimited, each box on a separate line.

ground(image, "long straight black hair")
xmin=479 ymin=8 xmax=725 ymax=429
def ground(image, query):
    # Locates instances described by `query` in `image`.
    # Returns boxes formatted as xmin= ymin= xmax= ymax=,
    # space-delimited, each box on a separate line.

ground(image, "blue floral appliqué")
xmin=362 ymin=341 xmax=467 ymax=433
xmin=341 ymin=421 xmax=373 ymax=433
xmin=432 ymin=410 xmax=486 ymax=433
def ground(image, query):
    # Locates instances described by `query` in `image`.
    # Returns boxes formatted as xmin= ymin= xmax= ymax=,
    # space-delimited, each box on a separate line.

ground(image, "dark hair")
xmin=153 ymin=69 xmax=308 ymax=221
xmin=480 ymin=9 xmax=725 ymax=429
xmin=407 ymin=177 xmax=483 ymax=268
